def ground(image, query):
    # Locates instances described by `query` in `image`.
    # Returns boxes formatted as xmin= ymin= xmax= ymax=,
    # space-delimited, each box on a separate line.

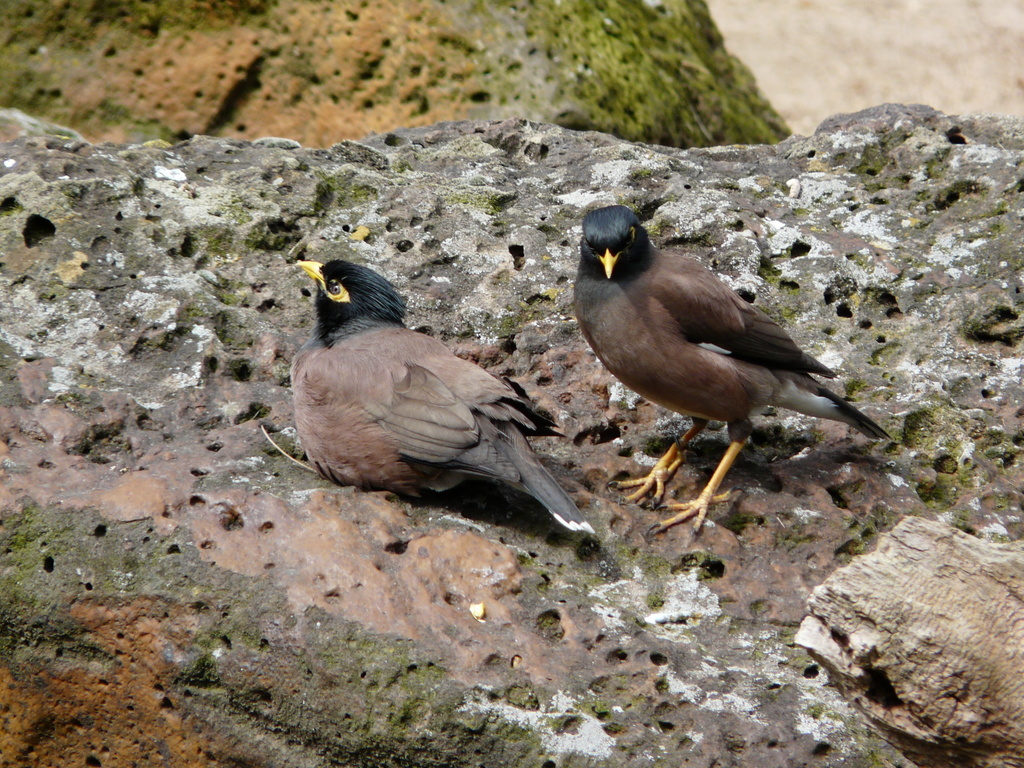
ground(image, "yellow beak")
xmin=598 ymin=249 xmax=619 ymax=279
xmin=298 ymin=260 xmax=325 ymax=287
xmin=298 ymin=259 xmax=351 ymax=303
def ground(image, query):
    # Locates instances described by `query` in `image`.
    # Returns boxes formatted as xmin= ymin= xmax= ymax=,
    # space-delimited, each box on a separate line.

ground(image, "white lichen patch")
xmin=762 ymin=219 xmax=832 ymax=258
xmin=140 ymin=324 xmax=213 ymax=391
xmin=790 ymin=173 xmax=853 ymax=205
xmin=591 ymin=157 xmax=662 ymax=187
xmin=644 ymin=571 xmax=723 ymax=628
xmin=887 ymin=473 xmax=909 ymax=488
xmin=190 ymin=325 xmax=216 ymax=347
xmin=922 ymin=232 xmax=984 ymax=279
xmin=154 ymin=165 xmax=187 ymax=182
xmin=979 ymin=522 xmax=1010 ymax=540
xmin=655 ymin=193 xmax=733 ymax=238
xmin=716 ymin=270 xmax=765 ymax=299
xmin=839 ymin=208 xmax=899 ymax=247
xmin=829 ymin=131 xmax=879 ymax=152
xmin=662 ymin=669 xmax=703 ymax=702
xmin=124 ymin=290 xmax=181 ymax=325
xmin=608 ymin=381 xmax=642 ymax=410
xmin=949 ymin=143 xmax=1017 ymax=170
xmin=556 ymin=189 xmax=613 ymax=208
xmin=814 ymin=349 xmax=845 ymax=371
xmin=3 ymin=287 xmax=127 ymax=376
xmin=439 ymin=233 xmax=504 ymax=275
xmin=791 ymin=507 xmax=823 ymax=524
xmin=589 ymin=569 xmax=722 ymax=645
xmin=458 ymin=689 xmax=615 ymax=759
xmin=164 ymin=361 xmax=205 ymax=389
xmin=793 ymin=685 xmax=857 ymax=743
xmin=699 ymin=691 xmax=765 ymax=723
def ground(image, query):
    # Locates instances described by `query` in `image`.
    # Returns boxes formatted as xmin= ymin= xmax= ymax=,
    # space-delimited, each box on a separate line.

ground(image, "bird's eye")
xmin=626 ymin=227 xmax=636 ymax=247
xmin=327 ymin=280 xmax=343 ymax=295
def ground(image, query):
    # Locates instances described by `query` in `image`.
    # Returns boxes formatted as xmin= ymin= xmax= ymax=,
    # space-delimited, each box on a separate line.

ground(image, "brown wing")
xmin=651 ymin=254 xmax=835 ymax=378
xmin=299 ymin=327 xmax=549 ymax=475
xmin=368 ymin=363 xmax=482 ymax=466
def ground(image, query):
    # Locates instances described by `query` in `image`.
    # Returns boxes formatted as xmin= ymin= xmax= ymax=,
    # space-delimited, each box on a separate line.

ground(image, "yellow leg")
xmin=651 ymin=439 xmax=746 ymax=534
xmin=615 ymin=423 xmax=706 ymax=506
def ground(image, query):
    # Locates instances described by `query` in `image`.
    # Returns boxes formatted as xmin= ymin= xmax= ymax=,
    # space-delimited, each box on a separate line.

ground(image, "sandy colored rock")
xmin=707 ymin=0 xmax=1024 ymax=137
xmin=797 ymin=517 xmax=1024 ymax=768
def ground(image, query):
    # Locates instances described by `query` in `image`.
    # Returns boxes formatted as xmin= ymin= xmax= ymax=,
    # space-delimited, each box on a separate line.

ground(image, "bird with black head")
xmin=574 ymin=205 xmax=889 ymax=534
xmin=291 ymin=259 xmax=593 ymax=534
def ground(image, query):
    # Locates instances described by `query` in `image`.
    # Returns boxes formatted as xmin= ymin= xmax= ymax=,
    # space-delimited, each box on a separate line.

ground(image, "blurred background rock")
xmin=707 ymin=0 xmax=1024 ymax=136
xmin=0 ymin=0 xmax=787 ymax=147
xmin=4 ymin=0 xmax=1022 ymax=147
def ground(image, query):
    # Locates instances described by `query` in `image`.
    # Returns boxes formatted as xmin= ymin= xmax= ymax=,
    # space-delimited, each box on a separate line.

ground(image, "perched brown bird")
xmin=574 ymin=205 xmax=889 ymax=533
xmin=292 ymin=259 xmax=593 ymax=533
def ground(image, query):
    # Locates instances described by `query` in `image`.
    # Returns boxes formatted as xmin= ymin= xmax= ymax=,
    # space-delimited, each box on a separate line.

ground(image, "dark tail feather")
xmin=500 ymin=429 xmax=594 ymax=534
xmin=817 ymin=387 xmax=891 ymax=440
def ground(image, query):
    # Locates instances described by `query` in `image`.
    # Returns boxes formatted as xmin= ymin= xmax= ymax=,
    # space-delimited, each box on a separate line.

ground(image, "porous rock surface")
xmin=1 ymin=104 xmax=1022 ymax=766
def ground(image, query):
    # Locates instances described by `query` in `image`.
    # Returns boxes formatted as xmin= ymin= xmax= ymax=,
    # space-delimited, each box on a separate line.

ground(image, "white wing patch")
xmin=776 ymin=381 xmax=842 ymax=421
xmin=697 ymin=342 xmax=733 ymax=356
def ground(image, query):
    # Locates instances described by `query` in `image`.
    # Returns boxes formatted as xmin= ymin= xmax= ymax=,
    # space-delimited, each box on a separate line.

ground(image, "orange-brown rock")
xmin=0 ymin=0 xmax=786 ymax=147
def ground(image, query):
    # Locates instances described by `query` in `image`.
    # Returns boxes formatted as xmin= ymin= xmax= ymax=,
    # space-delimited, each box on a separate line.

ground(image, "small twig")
xmin=261 ymin=424 xmax=316 ymax=473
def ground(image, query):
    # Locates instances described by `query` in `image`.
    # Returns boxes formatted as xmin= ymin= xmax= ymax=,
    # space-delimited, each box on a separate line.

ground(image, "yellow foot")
xmin=612 ymin=443 xmax=681 ymax=506
xmin=649 ymin=491 xmax=734 ymax=535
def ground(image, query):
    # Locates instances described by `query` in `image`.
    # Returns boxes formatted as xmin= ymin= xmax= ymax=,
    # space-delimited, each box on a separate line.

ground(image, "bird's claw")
xmin=649 ymin=490 xmax=735 ymax=535
xmin=613 ymin=446 xmax=682 ymax=507
xmin=618 ymin=473 xmax=668 ymax=506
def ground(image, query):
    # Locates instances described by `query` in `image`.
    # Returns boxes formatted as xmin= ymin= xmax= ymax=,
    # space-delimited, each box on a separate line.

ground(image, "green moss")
xmin=642 ymin=434 xmax=675 ymax=456
xmin=313 ymin=171 xmax=380 ymax=213
xmin=844 ymin=379 xmax=869 ymax=398
xmin=947 ymin=507 xmax=976 ymax=534
xmin=915 ymin=476 xmax=962 ymax=510
xmin=960 ymin=304 xmax=1024 ymax=346
xmin=646 ymin=593 xmax=665 ymax=610
xmin=505 ymin=684 xmax=540 ymax=710
xmin=720 ymin=510 xmax=765 ymax=535
xmin=223 ymin=196 xmax=255 ymax=225
xmin=868 ymin=341 xmax=901 ymax=366
xmin=493 ymin=309 xmax=527 ymax=339
xmin=443 ymin=188 xmax=516 ymax=216
xmin=0 ymin=505 xmax=546 ymax=765
xmin=901 ymin=404 xmax=968 ymax=452
xmin=748 ymin=599 xmax=769 ymax=615
xmin=0 ymin=197 xmax=24 ymax=216
xmin=175 ymin=654 xmax=222 ymax=689
xmin=982 ymin=199 xmax=1009 ymax=218
xmin=635 ymin=550 xmax=674 ymax=579
xmin=500 ymin=0 xmax=787 ymax=147
xmin=850 ymin=143 xmax=888 ymax=177
xmin=36 ymin=282 xmax=70 ymax=303
xmin=757 ymin=257 xmax=781 ymax=286
xmin=932 ymin=179 xmax=983 ymax=210
xmin=805 ymin=702 xmax=827 ymax=719
xmin=978 ymin=429 xmax=1022 ymax=468
xmin=834 ymin=538 xmax=865 ymax=561
xmin=673 ymin=551 xmax=725 ymax=580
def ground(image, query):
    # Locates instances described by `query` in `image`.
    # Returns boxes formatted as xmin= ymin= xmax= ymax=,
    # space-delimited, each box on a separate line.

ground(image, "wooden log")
xmin=795 ymin=517 xmax=1024 ymax=768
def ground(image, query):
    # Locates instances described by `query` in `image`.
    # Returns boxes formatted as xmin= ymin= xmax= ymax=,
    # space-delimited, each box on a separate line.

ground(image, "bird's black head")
xmin=299 ymin=259 xmax=407 ymax=344
xmin=579 ymin=205 xmax=653 ymax=280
